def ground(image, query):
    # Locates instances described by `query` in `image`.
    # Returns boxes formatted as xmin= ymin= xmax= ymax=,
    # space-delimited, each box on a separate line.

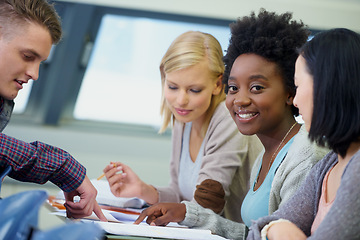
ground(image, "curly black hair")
xmin=223 ymin=9 xmax=310 ymax=116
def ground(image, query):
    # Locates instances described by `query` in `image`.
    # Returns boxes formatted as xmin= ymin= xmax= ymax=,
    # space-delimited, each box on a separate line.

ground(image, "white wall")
xmin=59 ymin=0 xmax=360 ymax=32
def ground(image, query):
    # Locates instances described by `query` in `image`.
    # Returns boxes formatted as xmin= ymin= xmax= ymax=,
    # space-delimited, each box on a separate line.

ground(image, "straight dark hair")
xmin=299 ymin=28 xmax=360 ymax=157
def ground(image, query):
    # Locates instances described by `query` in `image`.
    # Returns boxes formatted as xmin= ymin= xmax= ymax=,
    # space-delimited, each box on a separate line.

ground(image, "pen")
xmin=97 ymin=173 xmax=105 ymax=181
xmin=97 ymin=163 xmax=117 ymax=180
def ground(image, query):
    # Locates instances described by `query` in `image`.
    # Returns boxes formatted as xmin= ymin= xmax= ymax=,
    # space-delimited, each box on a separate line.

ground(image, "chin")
xmin=4 ymin=95 xmax=17 ymax=101
xmin=237 ymin=126 xmax=256 ymax=136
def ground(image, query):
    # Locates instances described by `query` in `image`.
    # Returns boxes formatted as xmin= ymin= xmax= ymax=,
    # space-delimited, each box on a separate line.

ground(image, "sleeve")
xmin=181 ymin=201 xmax=247 ymax=240
xmin=0 ymin=133 xmax=86 ymax=192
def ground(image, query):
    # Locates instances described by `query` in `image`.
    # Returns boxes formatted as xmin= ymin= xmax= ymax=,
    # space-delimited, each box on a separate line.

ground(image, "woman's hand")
xmin=103 ymin=162 xmax=158 ymax=204
xmin=267 ymin=221 xmax=307 ymax=240
xmin=134 ymin=203 xmax=186 ymax=226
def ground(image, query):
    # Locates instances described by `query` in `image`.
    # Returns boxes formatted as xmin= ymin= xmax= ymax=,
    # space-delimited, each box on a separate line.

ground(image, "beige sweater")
xmin=156 ymin=101 xmax=263 ymax=222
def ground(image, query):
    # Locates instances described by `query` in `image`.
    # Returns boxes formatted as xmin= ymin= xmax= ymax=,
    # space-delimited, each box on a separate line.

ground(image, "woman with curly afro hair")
xmin=133 ymin=9 xmax=329 ymax=240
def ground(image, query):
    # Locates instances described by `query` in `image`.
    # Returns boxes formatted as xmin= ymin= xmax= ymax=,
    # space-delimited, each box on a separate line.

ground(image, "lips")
xmin=235 ymin=111 xmax=259 ymax=122
xmin=175 ymin=108 xmax=192 ymax=116
xmin=237 ymin=112 xmax=257 ymax=119
xmin=14 ymin=79 xmax=26 ymax=90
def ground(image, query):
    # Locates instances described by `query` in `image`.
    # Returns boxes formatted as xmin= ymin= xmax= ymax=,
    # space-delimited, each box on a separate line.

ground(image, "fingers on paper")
xmin=134 ymin=207 xmax=170 ymax=226
xmin=134 ymin=209 xmax=148 ymax=224
xmin=147 ymin=213 xmax=171 ymax=226
xmin=93 ymin=201 xmax=108 ymax=222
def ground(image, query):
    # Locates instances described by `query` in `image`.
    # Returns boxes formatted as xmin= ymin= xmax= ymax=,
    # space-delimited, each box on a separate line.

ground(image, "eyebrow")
xmin=249 ymin=74 xmax=268 ymax=81
xmin=26 ymin=49 xmax=47 ymax=62
xmin=228 ymin=74 xmax=269 ymax=81
xmin=166 ymin=80 xmax=205 ymax=89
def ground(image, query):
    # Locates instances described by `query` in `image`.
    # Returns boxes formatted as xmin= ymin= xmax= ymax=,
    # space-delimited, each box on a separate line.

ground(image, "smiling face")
xmin=225 ymin=53 xmax=294 ymax=137
xmin=0 ymin=21 xmax=52 ymax=100
xmin=293 ymin=55 xmax=314 ymax=132
xmin=164 ymin=60 xmax=222 ymax=126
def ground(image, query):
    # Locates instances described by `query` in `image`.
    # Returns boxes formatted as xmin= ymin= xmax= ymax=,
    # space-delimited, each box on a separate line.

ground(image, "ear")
xmin=286 ymin=93 xmax=294 ymax=105
xmin=212 ymin=75 xmax=223 ymax=96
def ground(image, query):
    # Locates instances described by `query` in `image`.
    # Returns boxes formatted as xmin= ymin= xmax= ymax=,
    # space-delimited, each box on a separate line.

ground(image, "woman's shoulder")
xmin=211 ymin=101 xmax=229 ymax=121
xmin=289 ymin=125 xmax=330 ymax=159
xmin=344 ymin=149 xmax=360 ymax=177
xmin=207 ymin=102 xmax=235 ymax=131
xmin=279 ymin=125 xmax=331 ymax=172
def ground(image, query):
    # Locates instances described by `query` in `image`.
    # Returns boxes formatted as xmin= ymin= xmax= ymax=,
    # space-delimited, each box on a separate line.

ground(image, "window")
xmin=13 ymin=81 xmax=33 ymax=114
xmin=74 ymin=14 xmax=230 ymax=128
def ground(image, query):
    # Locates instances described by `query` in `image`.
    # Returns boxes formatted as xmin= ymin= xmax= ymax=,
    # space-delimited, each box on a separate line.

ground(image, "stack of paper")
xmin=96 ymin=221 xmax=229 ymax=240
xmin=49 ymin=178 xmax=229 ymax=240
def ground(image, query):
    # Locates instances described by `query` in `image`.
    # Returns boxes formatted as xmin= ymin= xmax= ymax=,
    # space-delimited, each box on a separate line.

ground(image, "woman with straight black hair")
xmin=247 ymin=28 xmax=360 ymax=240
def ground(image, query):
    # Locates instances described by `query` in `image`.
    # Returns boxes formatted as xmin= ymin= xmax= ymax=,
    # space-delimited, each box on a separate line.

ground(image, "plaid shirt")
xmin=0 ymin=98 xmax=86 ymax=192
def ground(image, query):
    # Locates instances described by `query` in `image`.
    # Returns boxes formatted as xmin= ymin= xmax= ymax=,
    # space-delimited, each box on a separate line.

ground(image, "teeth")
xmin=237 ymin=113 xmax=256 ymax=119
xmin=16 ymin=80 xmax=22 ymax=85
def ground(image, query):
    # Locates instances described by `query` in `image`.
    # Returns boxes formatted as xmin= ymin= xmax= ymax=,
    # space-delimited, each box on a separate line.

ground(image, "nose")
xmin=232 ymin=91 xmax=251 ymax=108
xmin=177 ymin=90 xmax=189 ymax=106
xmin=25 ymin=63 xmax=40 ymax=81
xmin=293 ymin=94 xmax=298 ymax=108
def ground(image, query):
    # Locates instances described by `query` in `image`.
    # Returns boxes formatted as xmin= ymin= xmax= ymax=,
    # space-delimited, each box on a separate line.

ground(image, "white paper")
xmin=96 ymin=221 xmax=229 ymax=240
xmin=50 ymin=209 xmax=122 ymax=223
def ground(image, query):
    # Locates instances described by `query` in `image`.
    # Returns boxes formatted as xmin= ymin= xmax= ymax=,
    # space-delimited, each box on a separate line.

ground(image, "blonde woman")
xmin=103 ymin=31 xmax=262 ymax=222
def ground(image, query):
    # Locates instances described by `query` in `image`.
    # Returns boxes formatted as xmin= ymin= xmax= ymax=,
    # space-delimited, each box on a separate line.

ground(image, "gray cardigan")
xmin=180 ymin=125 xmax=329 ymax=240
xmin=247 ymin=149 xmax=360 ymax=240
xmin=157 ymin=102 xmax=263 ymax=222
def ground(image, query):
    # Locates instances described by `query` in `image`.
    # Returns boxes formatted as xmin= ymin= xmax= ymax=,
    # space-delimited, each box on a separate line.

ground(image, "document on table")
xmin=50 ymin=209 xmax=143 ymax=223
xmin=96 ymin=221 xmax=229 ymax=240
xmin=49 ymin=202 xmax=228 ymax=239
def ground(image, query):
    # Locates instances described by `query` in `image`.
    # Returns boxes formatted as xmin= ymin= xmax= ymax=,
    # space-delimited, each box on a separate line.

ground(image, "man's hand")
xmin=63 ymin=175 xmax=107 ymax=221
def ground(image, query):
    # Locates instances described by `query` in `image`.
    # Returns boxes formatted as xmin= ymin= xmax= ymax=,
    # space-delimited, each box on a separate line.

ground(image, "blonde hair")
xmin=159 ymin=31 xmax=226 ymax=135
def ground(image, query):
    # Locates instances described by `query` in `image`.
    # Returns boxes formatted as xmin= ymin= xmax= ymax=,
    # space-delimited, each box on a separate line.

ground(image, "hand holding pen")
xmin=101 ymin=162 xmax=159 ymax=205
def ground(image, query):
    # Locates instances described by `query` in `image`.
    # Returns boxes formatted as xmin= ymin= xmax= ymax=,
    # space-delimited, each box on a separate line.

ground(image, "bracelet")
xmin=260 ymin=218 xmax=291 ymax=240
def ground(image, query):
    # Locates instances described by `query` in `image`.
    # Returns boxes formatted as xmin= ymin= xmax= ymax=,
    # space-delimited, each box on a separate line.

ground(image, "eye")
xmin=227 ymin=85 xmax=238 ymax=94
xmin=250 ymin=85 xmax=264 ymax=93
xmin=190 ymin=89 xmax=202 ymax=93
xmin=167 ymin=84 xmax=177 ymax=90
xmin=23 ymin=53 xmax=34 ymax=61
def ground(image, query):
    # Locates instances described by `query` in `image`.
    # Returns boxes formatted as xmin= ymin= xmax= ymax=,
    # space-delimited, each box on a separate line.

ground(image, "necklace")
xmin=267 ymin=121 xmax=297 ymax=172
